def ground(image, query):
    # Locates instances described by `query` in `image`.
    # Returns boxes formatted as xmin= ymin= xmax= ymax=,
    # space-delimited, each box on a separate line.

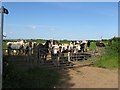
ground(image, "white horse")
xmin=7 ymin=40 xmax=25 ymax=55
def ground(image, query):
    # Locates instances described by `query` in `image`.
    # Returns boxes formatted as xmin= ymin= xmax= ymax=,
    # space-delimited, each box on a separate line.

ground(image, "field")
xmin=3 ymin=38 xmax=119 ymax=69
xmin=2 ymin=37 xmax=119 ymax=88
xmin=3 ymin=39 xmax=98 ymax=49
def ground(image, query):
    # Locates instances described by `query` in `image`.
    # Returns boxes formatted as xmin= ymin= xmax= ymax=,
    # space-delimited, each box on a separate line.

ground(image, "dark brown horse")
xmin=36 ymin=40 xmax=51 ymax=63
xmin=96 ymin=42 xmax=105 ymax=47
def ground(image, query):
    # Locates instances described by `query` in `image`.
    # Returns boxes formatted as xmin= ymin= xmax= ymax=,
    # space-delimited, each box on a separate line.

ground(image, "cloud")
xmin=6 ymin=24 xmax=57 ymax=31
xmin=29 ymin=25 xmax=57 ymax=31
xmin=31 ymin=25 xmax=37 ymax=30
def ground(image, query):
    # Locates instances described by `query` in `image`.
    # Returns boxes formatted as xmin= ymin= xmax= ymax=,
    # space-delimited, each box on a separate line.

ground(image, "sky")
xmin=1 ymin=2 xmax=118 ymax=40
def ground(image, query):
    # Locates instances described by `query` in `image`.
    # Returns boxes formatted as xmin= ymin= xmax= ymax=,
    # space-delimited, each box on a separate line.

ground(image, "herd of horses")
xmin=5 ymin=40 xmax=106 ymax=64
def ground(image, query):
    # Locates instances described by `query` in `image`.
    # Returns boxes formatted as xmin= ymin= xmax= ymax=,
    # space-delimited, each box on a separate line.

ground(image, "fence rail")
xmin=3 ymin=48 xmax=91 ymax=66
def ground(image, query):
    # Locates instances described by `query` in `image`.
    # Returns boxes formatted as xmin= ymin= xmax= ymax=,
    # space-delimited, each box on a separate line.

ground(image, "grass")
xmin=3 ymin=57 xmax=60 ymax=88
xmin=3 ymin=40 xmax=7 ymax=49
xmin=89 ymin=41 xmax=96 ymax=50
xmin=93 ymin=51 xmax=118 ymax=69
xmin=92 ymin=39 xmax=119 ymax=69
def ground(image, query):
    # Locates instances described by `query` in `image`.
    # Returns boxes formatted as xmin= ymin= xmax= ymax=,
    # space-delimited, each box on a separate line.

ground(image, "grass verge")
xmin=93 ymin=41 xmax=118 ymax=69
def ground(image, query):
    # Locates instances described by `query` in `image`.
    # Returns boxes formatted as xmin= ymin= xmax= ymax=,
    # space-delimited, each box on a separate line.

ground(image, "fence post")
xmin=68 ymin=52 xmax=70 ymax=62
xmin=57 ymin=54 xmax=60 ymax=66
xmin=35 ymin=47 xmax=39 ymax=65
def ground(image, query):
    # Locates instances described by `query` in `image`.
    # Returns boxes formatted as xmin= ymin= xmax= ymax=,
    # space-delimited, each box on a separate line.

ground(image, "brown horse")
xmin=96 ymin=42 xmax=105 ymax=47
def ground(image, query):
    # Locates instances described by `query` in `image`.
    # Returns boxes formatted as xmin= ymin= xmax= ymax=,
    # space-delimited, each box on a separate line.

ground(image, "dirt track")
xmin=56 ymin=66 xmax=118 ymax=88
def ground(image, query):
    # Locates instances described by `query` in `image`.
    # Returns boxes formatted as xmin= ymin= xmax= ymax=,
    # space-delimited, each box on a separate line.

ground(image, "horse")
xmin=36 ymin=40 xmax=51 ymax=63
xmin=96 ymin=42 xmax=106 ymax=47
xmin=7 ymin=40 xmax=25 ymax=55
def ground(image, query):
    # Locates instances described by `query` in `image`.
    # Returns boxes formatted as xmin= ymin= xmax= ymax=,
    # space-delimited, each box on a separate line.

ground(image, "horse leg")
xmin=45 ymin=54 xmax=48 ymax=61
xmin=43 ymin=54 xmax=47 ymax=63
xmin=8 ymin=48 xmax=11 ymax=55
xmin=18 ymin=49 xmax=21 ymax=55
xmin=40 ymin=54 xmax=44 ymax=64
